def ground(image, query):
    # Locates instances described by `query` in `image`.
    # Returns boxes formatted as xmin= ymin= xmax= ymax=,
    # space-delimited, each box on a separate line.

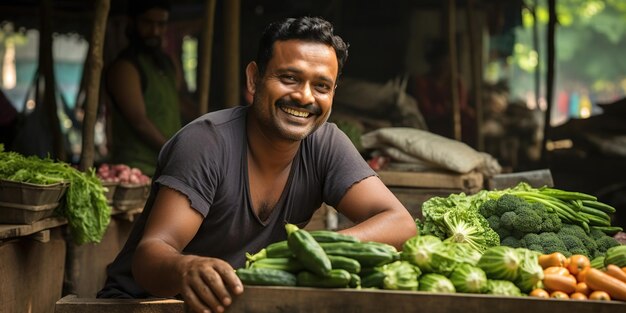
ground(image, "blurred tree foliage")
xmin=511 ymin=0 xmax=626 ymax=100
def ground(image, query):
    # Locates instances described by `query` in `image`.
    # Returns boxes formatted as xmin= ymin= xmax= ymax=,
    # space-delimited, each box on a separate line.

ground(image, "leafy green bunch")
xmin=0 ymin=145 xmax=110 ymax=244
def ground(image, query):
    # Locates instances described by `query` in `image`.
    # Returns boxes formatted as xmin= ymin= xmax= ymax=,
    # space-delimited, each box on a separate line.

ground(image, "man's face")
xmin=250 ymin=40 xmax=338 ymax=142
xmin=134 ymin=8 xmax=169 ymax=48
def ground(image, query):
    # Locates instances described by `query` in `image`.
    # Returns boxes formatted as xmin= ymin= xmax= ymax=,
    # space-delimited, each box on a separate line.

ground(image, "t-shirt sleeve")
xmin=317 ymin=123 xmax=376 ymax=207
xmin=154 ymin=121 xmax=220 ymax=217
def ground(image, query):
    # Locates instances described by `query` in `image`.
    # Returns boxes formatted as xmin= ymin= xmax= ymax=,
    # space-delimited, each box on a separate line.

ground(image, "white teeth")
xmin=282 ymin=107 xmax=310 ymax=118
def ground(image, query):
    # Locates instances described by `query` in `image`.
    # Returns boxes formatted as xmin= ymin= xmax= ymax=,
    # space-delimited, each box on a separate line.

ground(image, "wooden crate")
xmin=1 ymin=225 xmax=66 ymax=313
xmin=56 ymin=286 xmax=626 ymax=313
xmin=377 ymin=170 xmax=484 ymax=193
xmin=376 ymin=170 xmax=484 ymax=221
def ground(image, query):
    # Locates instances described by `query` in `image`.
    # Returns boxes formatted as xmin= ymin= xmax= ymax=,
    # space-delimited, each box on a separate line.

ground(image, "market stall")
xmin=55 ymin=286 xmax=626 ymax=313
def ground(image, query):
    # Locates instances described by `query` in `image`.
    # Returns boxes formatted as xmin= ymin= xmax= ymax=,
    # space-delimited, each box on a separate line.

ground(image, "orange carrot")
xmin=606 ymin=264 xmax=626 ymax=284
xmin=543 ymin=273 xmax=577 ymax=294
xmin=584 ymin=268 xmax=626 ymax=301
xmin=539 ymin=252 xmax=568 ymax=269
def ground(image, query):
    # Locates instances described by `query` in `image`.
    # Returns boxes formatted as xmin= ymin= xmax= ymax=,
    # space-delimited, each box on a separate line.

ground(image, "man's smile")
xmin=280 ymin=106 xmax=311 ymax=118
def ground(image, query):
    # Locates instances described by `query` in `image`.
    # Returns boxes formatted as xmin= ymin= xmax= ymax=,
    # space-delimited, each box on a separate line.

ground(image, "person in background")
xmin=0 ymin=90 xmax=18 ymax=148
xmin=409 ymin=39 xmax=475 ymax=144
xmin=98 ymin=16 xmax=416 ymax=313
xmin=105 ymin=0 xmax=196 ymax=176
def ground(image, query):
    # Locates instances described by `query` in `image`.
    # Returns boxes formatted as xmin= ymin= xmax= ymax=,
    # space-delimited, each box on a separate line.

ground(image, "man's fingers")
xmin=217 ymin=266 xmax=244 ymax=296
xmin=181 ymin=284 xmax=211 ymax=313
xmin=190 ymin=276 xmax=223 ymax=313
xmin=199 ymin=267 xmax=232 ymax=308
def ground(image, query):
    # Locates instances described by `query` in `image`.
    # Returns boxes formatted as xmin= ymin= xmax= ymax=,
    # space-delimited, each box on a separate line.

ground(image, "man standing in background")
xmin=106 ymin=0 xmax=196 ymax=176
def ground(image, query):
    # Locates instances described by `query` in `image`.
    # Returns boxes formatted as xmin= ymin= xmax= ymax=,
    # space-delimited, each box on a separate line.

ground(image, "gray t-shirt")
xmin=98 ymin=106 xmax=375 ymax=298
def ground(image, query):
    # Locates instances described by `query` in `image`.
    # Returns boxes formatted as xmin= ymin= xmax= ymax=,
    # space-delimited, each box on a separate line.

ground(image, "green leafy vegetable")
xmin=0 ymin=145 xmax=111 ymax=244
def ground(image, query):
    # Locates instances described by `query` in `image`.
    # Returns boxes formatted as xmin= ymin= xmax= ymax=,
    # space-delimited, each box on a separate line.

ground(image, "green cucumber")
xmin=286 ymin=223 xmax=332 ymax=276
xmin=320 ymin=242 xmax=397 ymax=267
xmin=236 ymin=268 xmax=296 ymax=286
xmin=604 ymin=245 xmax=626 ymax=267
xmin=296 ymin=269 xmax=352 ymax=288
xmin=328 ymin=255 xmax=361 ymax=274
xmin=360 ymin=270 xmax=386 ymax=288
xmin=309 ymin=230 xmax=360 ymax=243
xmin=249 ymin=257 xmax=304 ymax=273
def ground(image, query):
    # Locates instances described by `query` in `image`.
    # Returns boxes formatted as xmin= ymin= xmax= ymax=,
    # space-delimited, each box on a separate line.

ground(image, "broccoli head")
xmin=494 ymin=194 xmax=525 ymax=216
xmin=559 ymin=234 xmax=589 ymax=257
xmin=594 ymin=236 xmax=620 ymax=256
xmin=501 ymin=236 xmax=521 ymax=248
xmin=520 ymin=232 xmax=570 ymax=256
xmin=558 ymin=224 xmax=598 ymax=257
xmin=479 ymin=199 xmax=498 ymax=218
xmin=484 ymin=194 xmax=562 ymax=238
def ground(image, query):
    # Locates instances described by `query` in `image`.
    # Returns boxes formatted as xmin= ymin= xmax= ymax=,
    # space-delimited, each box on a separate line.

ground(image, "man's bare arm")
xmin=107 ymin=60 xmax=168 ymax=151
xmin=132 ymin=186 xmax=243 ymax=313
xmin=335 ymin=176 xmax=417 ymax=250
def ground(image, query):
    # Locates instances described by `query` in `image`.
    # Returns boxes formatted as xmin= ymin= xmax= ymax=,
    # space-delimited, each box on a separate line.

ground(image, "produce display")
xmin=0 ymin=145 xmax=110 ymax=244
xmin=418 ymin=182 xmax=622 ymax=258
xmin=238 ymin=190 xmax=626 ymax=304
xmin=96 ymin=163 xmax=151 ymax=185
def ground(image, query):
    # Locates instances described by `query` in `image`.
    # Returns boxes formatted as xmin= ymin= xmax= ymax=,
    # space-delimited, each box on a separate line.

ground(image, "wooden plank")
xmin=0 ymin=217 xmax=66 ymax=240
xmin=0 ymin=228 xmax=65 ymax=313
xmin=55 ymin=286 xmax=626 ymax=313
xmin=377 ymin=170 xmax=483 ymax=192
xmin=55 ymin=295 xmax=184 ymax=313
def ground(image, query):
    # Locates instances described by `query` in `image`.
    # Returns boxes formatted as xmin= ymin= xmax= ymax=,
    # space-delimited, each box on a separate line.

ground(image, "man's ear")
xmin=245 ymin=62 xmax=259 ymax=95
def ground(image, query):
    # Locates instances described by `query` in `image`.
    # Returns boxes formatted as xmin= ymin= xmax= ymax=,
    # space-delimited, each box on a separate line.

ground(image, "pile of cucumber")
xmin=237 ymin=224 xmax=400 ymax=288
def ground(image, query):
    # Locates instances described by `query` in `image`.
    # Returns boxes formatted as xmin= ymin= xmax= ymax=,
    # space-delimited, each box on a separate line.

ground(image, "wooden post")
xmin=446 ymin=0 xmax=461 ymax=141
xmin=79 ymin=0 xmax=110 ymax=171
xmin=531 ymin=1 xmax=541 ymax=113
xmin=224 ymin=0 xmax=241 ymax=107
xmin=466 ymin=0 xmax=484 ymax=150
xmin=40 ymin=0 xmax=64 ymax=160
xmin=541 ymin=0 xmax=556 ymax=163
xmin=198 ymin=0 xmax=217 ymax=115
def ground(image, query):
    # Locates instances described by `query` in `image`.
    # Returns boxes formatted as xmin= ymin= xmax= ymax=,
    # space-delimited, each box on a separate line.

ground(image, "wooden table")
xmin=55 ymin=286 xmax=626 ymax=313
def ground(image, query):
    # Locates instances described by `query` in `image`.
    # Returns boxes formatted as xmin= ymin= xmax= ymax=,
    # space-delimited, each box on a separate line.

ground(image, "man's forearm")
xmin=339 ymin=208 xmax=417 ymax=250
xmin=132 ymin=238 xmax=188 ymax=296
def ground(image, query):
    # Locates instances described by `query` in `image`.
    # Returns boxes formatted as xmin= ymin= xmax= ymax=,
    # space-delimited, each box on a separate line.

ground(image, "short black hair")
xmin=128 ymin=0 xmax=171 ymax=18
xmin=256 ymin=16 xmax=349 ymax=77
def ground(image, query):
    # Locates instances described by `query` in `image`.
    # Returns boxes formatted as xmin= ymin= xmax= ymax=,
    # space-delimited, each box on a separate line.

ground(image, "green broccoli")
xmin=520 ymin=232 xmax=570 ymax=256
xmin=557 ymin=224 xmax=598 ymax=257
xmin=494 ymin=194 xmax=524 ymax=216
xmin=499 ymin=211 xmax=518 ymax=230
xmin=594 ymin=236 xmax=620 ymax=256
xmin=479 ymin=199 xmax=498 ymax=218
xmin=479 ymin=194 xmax=563 ymax=241
xmin=500 ymin=236 xmax=521 ymax=248
xmin=559 ymin=234 xmax=589 ymax=256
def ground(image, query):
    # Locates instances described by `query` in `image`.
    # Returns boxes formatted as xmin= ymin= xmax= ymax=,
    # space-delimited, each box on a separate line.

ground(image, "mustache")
xmin=275 ymin=98 xmax=321 ymax=115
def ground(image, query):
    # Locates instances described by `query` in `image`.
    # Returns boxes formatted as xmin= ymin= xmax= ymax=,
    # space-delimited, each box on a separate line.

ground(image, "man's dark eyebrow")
xmin=278 ymin=66 xmax=334 ymax=84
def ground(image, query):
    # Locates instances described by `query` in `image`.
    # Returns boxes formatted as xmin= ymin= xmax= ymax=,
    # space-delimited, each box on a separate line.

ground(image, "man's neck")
xmin=246 ymin=118 xmax=300 ymax=175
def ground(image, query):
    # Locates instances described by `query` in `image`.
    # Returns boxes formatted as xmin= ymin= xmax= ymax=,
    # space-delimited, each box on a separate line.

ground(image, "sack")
xmin=362 ymin=127 xmax=501 ymax=176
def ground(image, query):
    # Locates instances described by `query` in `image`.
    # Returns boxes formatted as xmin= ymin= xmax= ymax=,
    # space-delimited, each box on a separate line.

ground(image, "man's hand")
xmin=179 ymin=256 xmax=244 ymax=313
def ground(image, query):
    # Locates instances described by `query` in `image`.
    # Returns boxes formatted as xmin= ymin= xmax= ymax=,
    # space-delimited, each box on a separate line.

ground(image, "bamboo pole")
xmin=466 ymin=0 xmax=483 ymax=150
xmin=224 ymin=0 xmax=241 ymax=107
xmin=532 ymin=1 xmax=541 ymax=113
xmin=198 ymin=0 xmax=216 ymax=115
xmin=40 ymin=0 xmax=64 ymax=160
xmin=79 ymin=0 xmax=110 ymax=171
xmin=541 ymin=0 xmax=556 ymax=164
xmin=446 ymin=0 xmax=461 ymax=141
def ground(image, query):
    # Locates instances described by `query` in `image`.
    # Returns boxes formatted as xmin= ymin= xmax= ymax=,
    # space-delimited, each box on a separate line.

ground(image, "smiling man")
xmin=98 ymin=16 xmax=416 ymax=313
